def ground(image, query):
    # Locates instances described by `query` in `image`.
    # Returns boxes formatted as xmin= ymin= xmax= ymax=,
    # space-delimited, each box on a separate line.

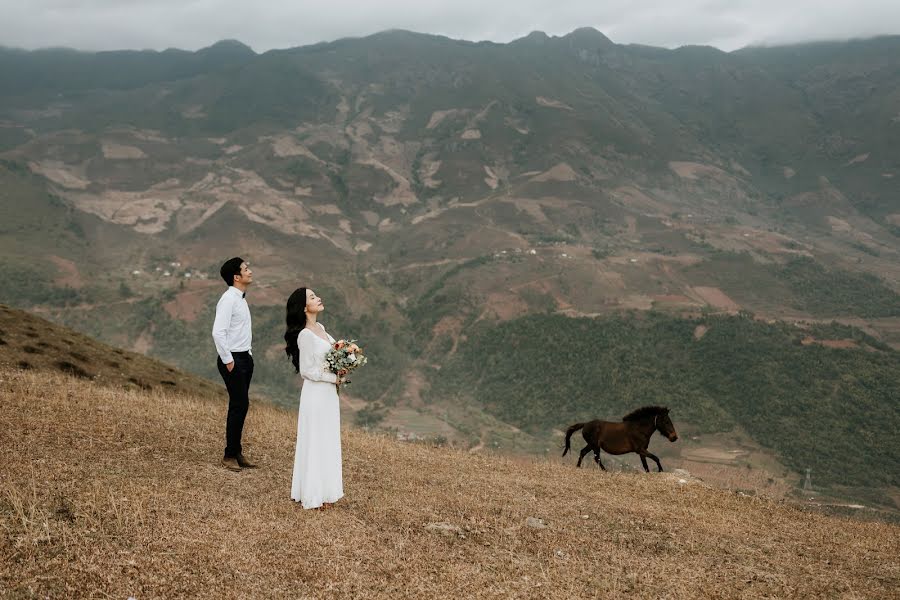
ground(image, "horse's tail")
xmin=562 ymin=423 xmax=585 ymax=456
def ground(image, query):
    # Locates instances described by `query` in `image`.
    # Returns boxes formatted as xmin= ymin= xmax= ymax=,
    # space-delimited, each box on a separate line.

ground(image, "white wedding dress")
xmin=291 ymin=325 xmax=344 ymax=509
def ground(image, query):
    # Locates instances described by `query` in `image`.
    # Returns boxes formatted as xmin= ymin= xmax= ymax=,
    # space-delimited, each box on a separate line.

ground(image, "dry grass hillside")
xmin=3 ymin=365 xmax=898 ymax=598
xmin=0 ymin=303 xmax=222 ymax=399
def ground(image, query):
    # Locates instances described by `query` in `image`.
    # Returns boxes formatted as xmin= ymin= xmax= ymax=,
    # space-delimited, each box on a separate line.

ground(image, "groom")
xmin=212 ymin=257 xmax=256 ymax=472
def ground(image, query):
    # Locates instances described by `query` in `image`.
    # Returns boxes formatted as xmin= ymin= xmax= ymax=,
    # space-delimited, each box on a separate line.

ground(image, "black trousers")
xmin=217 ymin=352 xmax=254 ymax=458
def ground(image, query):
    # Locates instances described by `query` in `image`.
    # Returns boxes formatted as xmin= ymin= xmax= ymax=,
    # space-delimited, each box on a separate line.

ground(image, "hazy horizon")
xmin=1 ymin=0 xmax=898 ymax=54
xmin=3 ymin=27 xmax=899 ymax=56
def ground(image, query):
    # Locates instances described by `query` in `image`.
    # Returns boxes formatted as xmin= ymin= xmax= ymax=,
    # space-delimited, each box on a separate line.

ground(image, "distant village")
xmin=130 ymin=261 xmax=210 ymax=281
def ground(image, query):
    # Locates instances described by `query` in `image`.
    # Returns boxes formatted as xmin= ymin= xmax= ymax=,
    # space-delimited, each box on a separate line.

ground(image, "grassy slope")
xmin=3 ymin=367 xmax=898 ymax=598
xmin=0 ymin=303 xmax=222 ymax=398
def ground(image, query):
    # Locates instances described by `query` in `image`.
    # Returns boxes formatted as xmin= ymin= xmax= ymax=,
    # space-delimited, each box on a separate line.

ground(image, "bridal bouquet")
xmin=325 ymin=339 xmax=367 ymax=386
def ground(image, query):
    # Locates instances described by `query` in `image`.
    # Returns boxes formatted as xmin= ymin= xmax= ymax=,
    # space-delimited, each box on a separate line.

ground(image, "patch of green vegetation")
xmin=355 ymin=402 xmax=388 ymax=427
xmin=0 ymin=127 xmax=30 ymax=152
xmin=778 ymin=257 xmax=900 ymax=317
xmin=406 ymin=256 xmax=492 ymax=335
xmin=518 ymin=288 xmax=557 ymax=314
xmin=685 ymin=253 xmax=900 ymax=318
xmin=285 ymin=157 xmax=323 ymax=181
xmin=0 ymin=263 xmax=96 ymax=306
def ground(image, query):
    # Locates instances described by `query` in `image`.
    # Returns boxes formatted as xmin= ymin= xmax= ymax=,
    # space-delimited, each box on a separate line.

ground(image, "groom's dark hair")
xmin=220 ymin=257 xmax=245 ymax=286
xmin=284 ymin=287 xmax=308 ymax=373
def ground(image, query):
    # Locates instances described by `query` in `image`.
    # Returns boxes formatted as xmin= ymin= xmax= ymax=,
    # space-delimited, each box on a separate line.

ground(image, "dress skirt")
xmin=290 ymin=379 xmax=344 ymax=509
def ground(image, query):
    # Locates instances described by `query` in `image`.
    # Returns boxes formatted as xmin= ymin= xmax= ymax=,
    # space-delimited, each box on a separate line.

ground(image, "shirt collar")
xmin=230 ymin=286 xmax=246 ymax=299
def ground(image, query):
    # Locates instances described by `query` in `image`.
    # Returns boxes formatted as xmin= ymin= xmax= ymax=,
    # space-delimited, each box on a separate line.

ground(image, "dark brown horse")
xmin=562 ymin=406 xmax=678 ymax=472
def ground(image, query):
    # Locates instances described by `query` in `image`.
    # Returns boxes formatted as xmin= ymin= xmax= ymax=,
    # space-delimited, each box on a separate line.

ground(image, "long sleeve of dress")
xmin=297 ymin=330 xmax=338 ymax=383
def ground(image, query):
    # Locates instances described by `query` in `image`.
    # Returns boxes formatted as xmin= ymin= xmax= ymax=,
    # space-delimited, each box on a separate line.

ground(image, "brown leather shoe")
xmin=236 ymin=453 xmax=257 ymax=469
xmin=222 ymin=456 xmax=242 ymax=472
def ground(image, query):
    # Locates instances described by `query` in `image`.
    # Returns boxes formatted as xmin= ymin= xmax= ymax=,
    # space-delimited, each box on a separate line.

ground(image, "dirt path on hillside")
xmin=410 ymin=189 xmax=507 ymax=226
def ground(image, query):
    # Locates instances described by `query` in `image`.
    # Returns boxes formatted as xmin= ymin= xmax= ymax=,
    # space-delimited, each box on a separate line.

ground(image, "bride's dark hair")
xmin=284 ymin=287 xmax=308 ymax=373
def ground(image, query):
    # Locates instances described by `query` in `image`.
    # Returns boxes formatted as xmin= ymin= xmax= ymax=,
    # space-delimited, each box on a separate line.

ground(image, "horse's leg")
xmin=593 ymin=449 xmax=607 ymax=471
xmin=645 ymin=451 xmax=663 ymax=472
xmin=638 ymin=453 xmax=650 ymax=472
xmin=577 ymin=445 xmax=591 ymax=468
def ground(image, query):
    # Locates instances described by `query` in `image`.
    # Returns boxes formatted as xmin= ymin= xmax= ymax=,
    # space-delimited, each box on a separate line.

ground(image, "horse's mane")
xmin=622 ymin=405 xmax=668 ymax=421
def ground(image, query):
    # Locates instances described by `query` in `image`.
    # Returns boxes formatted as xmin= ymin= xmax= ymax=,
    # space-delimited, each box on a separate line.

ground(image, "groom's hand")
xmin=226 ymin=361 xmax=235 ymax=372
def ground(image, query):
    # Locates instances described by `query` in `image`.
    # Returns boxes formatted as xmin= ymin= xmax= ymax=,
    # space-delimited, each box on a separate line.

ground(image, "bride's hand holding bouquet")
xmin=326 ymin=339 xmax=367 ymax=391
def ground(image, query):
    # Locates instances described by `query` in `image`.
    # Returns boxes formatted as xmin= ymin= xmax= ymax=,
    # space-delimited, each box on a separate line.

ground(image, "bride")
xmin=284 ymin=287 xmax=347 ymax=509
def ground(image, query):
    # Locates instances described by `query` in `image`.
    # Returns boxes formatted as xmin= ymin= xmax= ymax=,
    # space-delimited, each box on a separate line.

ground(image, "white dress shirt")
xmin=212 ymin=286 xmax=252 ymax=364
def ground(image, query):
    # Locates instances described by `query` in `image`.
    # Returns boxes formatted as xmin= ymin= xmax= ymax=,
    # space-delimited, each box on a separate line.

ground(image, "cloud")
xmin=0 ymin=0 xmax=898 ymax=52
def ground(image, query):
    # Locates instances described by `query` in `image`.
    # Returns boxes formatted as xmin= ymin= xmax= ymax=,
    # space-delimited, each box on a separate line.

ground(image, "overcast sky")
xmin=1 ymin=0 xmax=898 ymax=53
